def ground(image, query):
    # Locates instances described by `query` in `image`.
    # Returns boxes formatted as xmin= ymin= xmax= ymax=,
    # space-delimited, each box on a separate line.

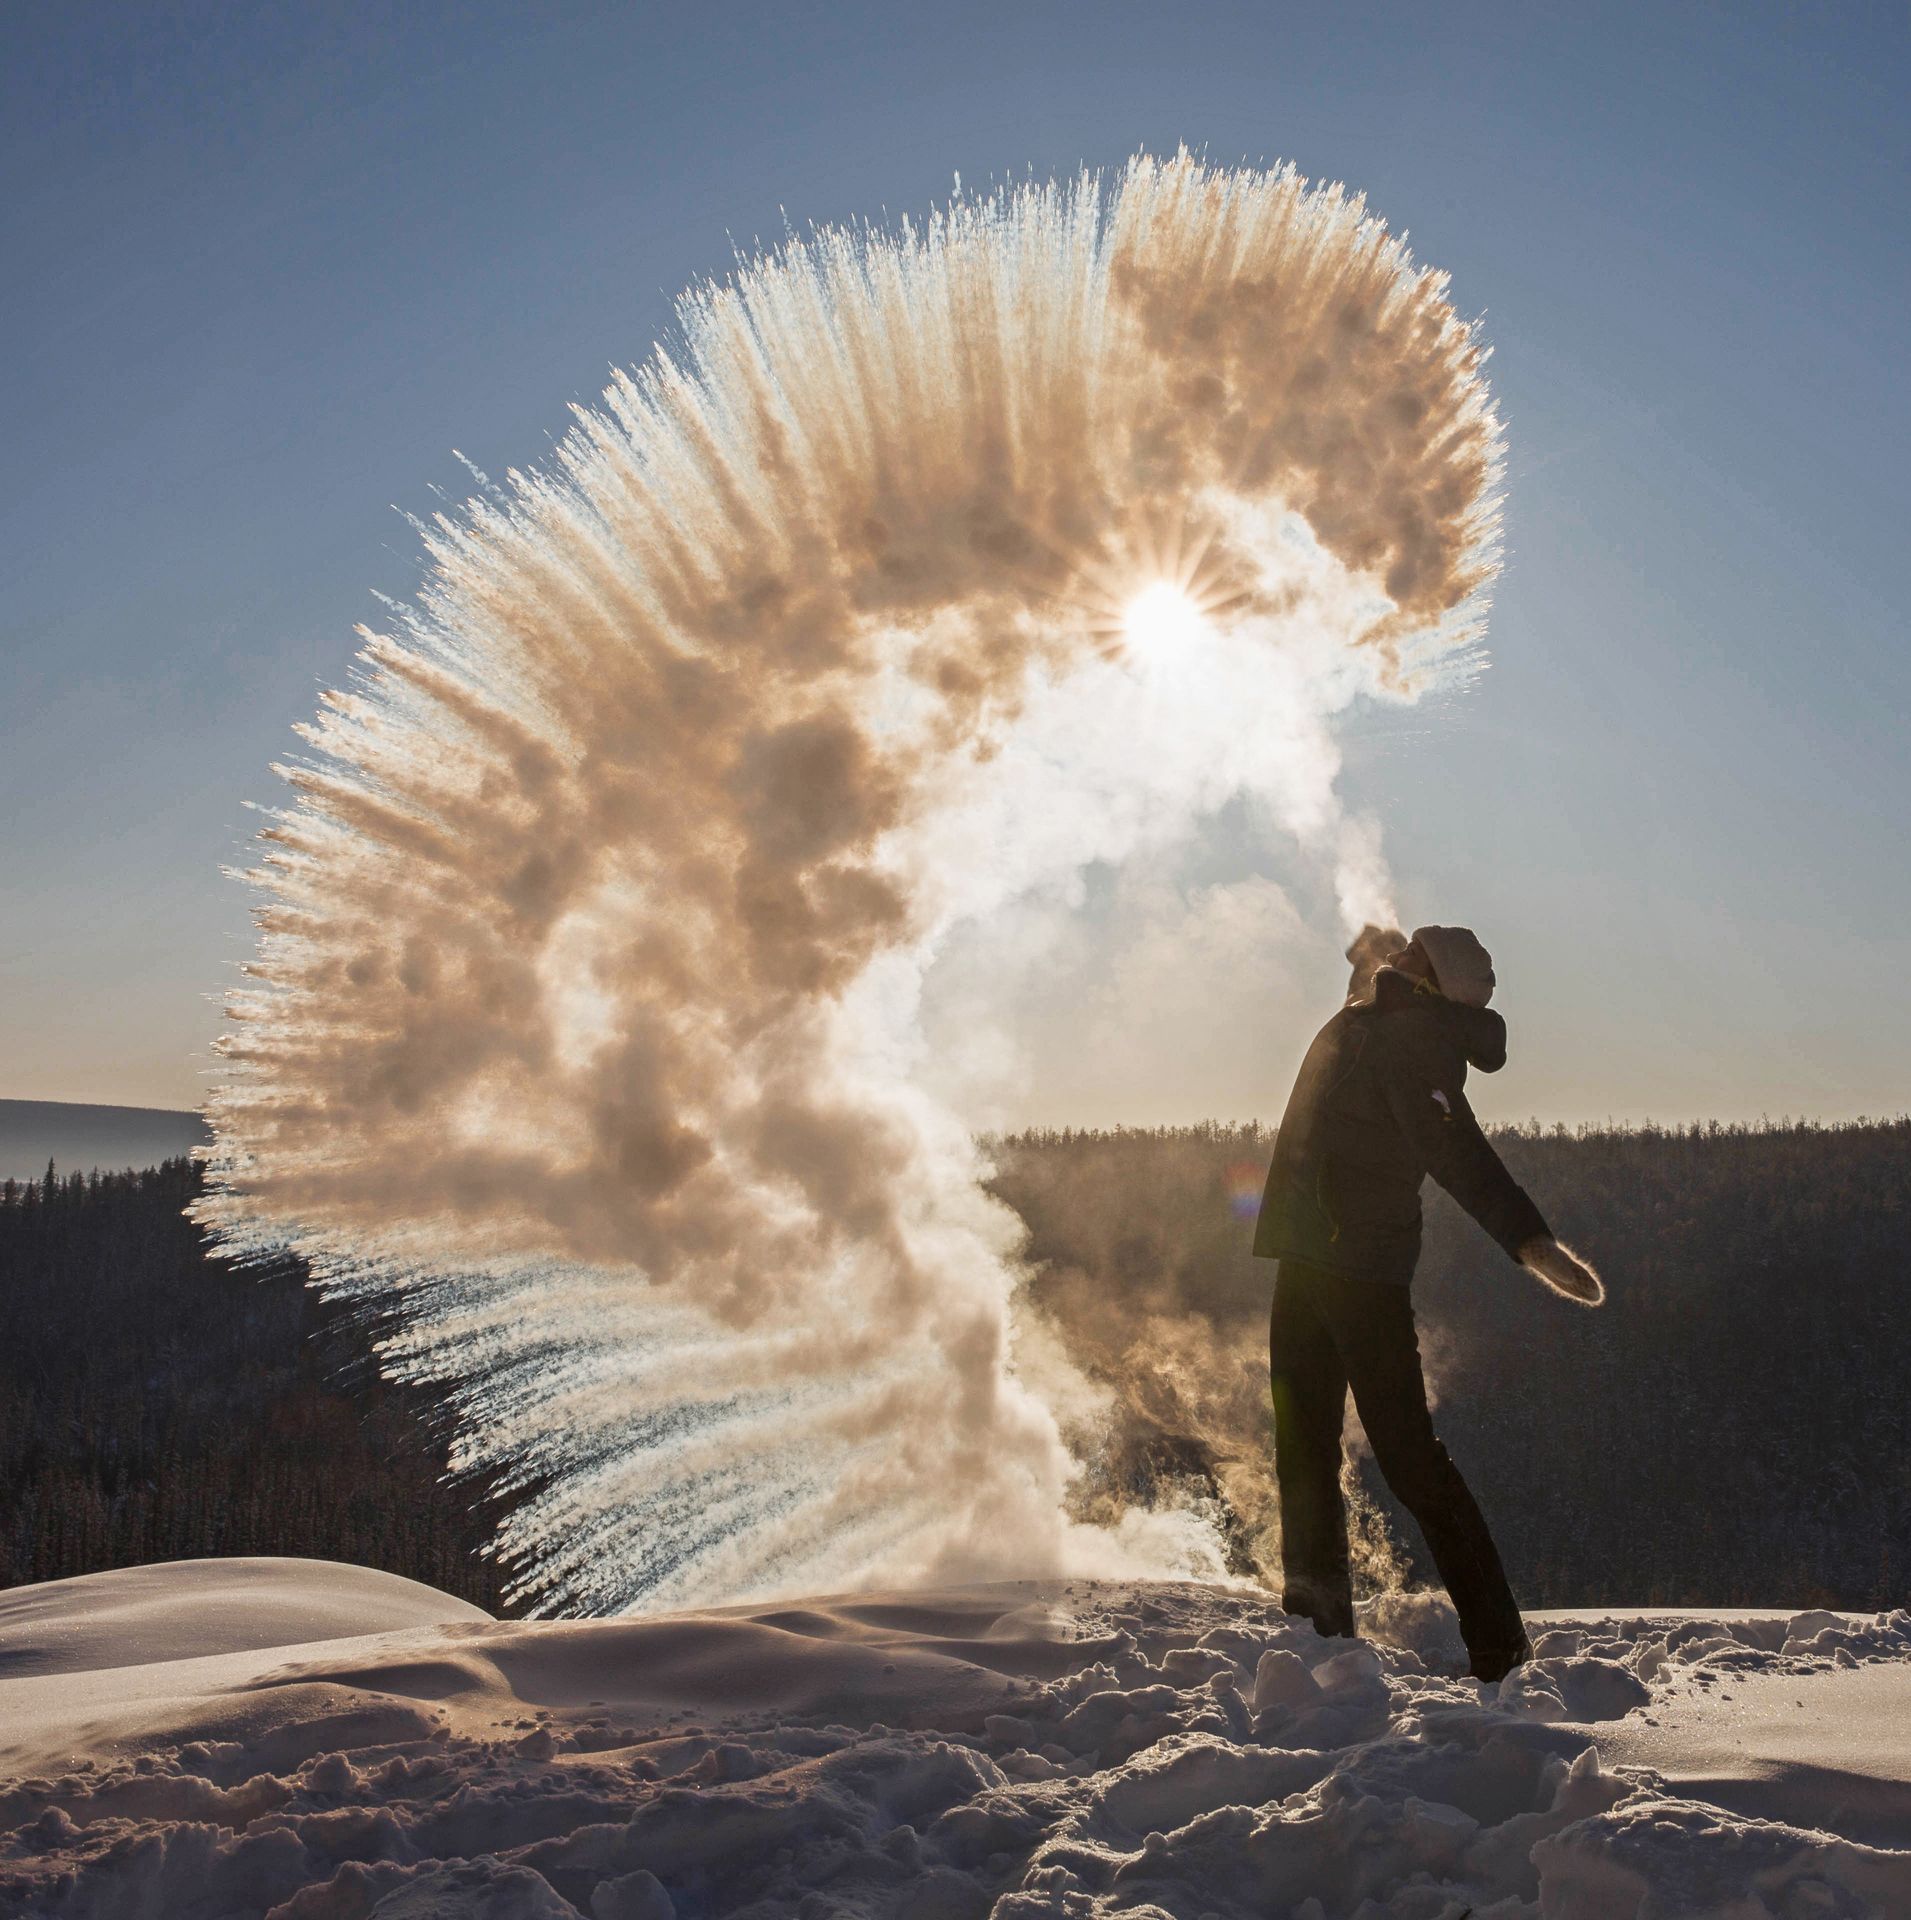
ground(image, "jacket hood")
xmin=1369 ymin=966 xmax=1508 ymax=1072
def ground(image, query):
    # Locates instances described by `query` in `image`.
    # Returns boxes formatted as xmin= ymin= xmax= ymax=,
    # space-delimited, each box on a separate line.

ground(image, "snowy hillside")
xmin=2 ymin=1559 xmax=1908 ymax=1918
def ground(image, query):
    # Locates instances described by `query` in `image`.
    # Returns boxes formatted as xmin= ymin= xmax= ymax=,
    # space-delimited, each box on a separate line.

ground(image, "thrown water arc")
xmin=198 ymin=151 xmax=1503 ymax=1614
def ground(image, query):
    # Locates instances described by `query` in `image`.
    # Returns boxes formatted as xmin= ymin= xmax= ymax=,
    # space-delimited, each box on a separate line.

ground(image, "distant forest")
xmin=0 ymin=1159 xmax=514 ymax=1612
xmin=988 ymin=1118 xmax=1911 ymax=1612
xmin=4 ymin=1120 xmax=1909 ymax=1614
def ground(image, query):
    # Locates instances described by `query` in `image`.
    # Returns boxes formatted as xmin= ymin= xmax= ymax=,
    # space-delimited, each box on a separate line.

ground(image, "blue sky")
xmin=3 ymin=1 xmax=1905 ymax=1122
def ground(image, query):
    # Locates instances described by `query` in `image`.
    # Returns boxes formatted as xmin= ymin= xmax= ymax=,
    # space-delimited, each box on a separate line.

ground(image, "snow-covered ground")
xmin=2 ymin=1560 xmax=1907 ymax=1918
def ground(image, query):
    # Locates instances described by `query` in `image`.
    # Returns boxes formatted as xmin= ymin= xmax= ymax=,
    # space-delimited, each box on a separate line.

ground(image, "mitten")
xmin=1518 ymin=1236 xmax=1605 ymax=1307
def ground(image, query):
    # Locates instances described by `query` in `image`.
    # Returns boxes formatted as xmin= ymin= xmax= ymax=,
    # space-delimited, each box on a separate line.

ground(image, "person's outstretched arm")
xmin=1381 ymin=1046 xmax=1604 ymax=1306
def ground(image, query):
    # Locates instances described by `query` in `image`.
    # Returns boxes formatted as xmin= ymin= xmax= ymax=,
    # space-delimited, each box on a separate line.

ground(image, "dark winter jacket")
xmin=1253 ymin=966 xmax=1550 ymax=1284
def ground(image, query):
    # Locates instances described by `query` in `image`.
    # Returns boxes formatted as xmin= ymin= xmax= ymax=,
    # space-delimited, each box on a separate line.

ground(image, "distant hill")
xmin=0 ymin=1099 xmax=208 ymax=1182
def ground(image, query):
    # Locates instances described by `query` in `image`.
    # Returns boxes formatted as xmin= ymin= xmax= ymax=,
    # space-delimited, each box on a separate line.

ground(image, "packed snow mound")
xmin=2 ymin=1561 xmax=1908 ymax=1919
xmin=0 ymin=1558 xmax=491 ymax=1677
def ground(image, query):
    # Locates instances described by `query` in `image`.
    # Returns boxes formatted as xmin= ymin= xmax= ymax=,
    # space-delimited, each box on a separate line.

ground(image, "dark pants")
xmin=1269 ymin=1257 xmax=1525 ymax=1666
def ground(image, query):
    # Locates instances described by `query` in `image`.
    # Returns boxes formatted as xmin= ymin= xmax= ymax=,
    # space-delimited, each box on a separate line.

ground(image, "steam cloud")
xmin=199 ymin=153 xmax=1501 ymax=1612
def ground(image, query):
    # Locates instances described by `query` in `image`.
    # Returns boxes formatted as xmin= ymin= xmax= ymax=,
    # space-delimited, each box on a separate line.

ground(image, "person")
xmin=1252 ymin=924 xmax=1602 ymax=1682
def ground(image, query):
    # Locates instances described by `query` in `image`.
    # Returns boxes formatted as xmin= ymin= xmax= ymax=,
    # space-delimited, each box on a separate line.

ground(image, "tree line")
xmin=5 ymin=1119 xmax=1907 ymax=1612
xmin=985 ymin=1117 xmax=1911 ymax=1611
xmin=0 ymin=1158 xmax=515 ymax=1611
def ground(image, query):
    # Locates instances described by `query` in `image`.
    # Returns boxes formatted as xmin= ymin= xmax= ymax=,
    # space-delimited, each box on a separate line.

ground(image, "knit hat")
xmin=1411 ymin=925 xmax=1496 ymax=1008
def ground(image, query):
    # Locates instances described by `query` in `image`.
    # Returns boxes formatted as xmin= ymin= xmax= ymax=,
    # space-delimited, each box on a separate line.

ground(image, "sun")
xmin=1121 ymin=581 xmax=1211 ymax=660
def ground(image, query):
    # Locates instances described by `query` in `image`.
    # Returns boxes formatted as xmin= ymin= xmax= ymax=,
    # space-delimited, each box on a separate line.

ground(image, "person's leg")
xmin=1324 ymin=1277 xmax=1528 ymax=1677
xmin=1269 ymin=1260 xmax=1355 ymax=1638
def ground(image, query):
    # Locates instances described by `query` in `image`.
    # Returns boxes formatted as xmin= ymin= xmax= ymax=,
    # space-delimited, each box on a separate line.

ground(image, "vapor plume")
xmin=199 ymin=152 xmax=1502 ymax=1612
xmin=990 ymin=1106 xmax=1421 ymax=1603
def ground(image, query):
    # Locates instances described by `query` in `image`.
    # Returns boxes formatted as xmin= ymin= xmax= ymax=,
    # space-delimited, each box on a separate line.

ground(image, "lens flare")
xmin=1226 ymin=1160 xmax=1267 ymax=1221
xmin=197 ymin=152 xmax=1501 ymax=1613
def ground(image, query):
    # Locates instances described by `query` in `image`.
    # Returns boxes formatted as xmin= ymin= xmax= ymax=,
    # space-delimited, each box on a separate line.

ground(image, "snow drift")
xmin=4 ymin=1559 xmax=1908 ymax=1918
